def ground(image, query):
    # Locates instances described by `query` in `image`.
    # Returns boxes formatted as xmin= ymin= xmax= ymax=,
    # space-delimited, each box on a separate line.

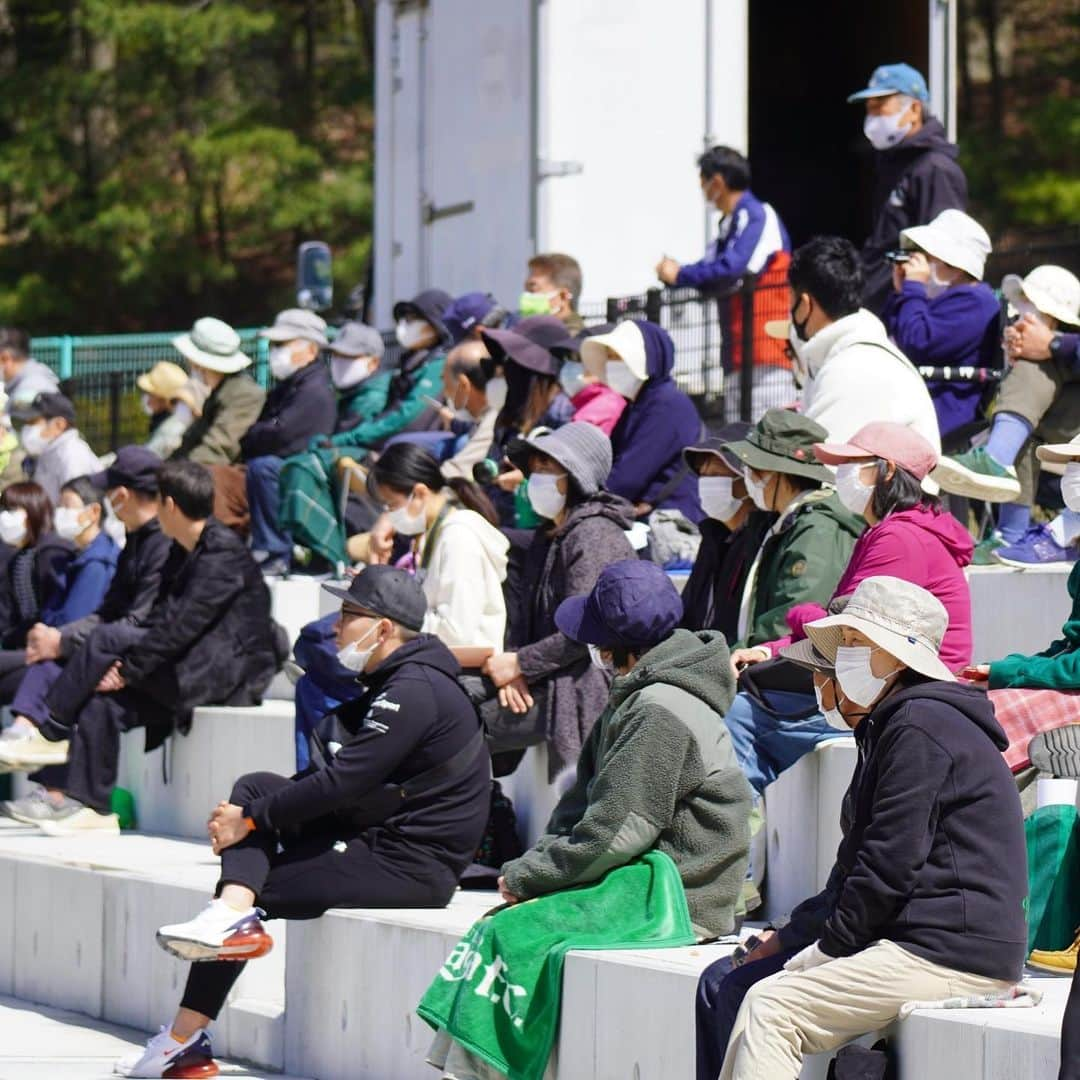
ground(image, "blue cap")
xmin=554 ymin=559 xmax=683 ymax=650
xmin=847 ymin=63 xmax=929 ymax=104
xmin=443 ymin=292 xmax=499 ymax=344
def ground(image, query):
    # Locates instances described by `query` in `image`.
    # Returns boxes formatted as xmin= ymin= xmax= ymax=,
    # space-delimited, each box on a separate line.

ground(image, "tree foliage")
xmin=0 ymin=0 xmax=375 ymax=332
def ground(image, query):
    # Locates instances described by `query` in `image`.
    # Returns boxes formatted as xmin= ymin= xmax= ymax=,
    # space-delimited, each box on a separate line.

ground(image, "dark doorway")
xmin=748 ymin=3 xmax=929 ymax=249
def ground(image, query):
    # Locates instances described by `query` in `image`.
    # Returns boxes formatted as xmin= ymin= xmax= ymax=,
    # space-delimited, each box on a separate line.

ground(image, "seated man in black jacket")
xmin=1 ymin=460 xmax=282 ymax=835
xmin=115 ymin=565 xmax=490 ymax=1080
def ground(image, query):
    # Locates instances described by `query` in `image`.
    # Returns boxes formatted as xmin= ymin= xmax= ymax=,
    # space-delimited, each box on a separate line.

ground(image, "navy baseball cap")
xmin=322 ymin=565 xmax=427 ymax=633
xmin=11 ymin=391 xmax=76 ymax=425
xmin=847 ymin=63 xmax=929 ymax=104
xmin=89 ymin=445 xmax=162 ymax=494
xmin=443 ymin=292 xmax=499 ymax=344
xmin=555 ymin=559 xmax=683 ymax=649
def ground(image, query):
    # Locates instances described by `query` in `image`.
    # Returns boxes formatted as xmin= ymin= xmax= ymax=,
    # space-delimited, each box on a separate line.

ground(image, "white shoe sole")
xmin=931 ymin=460 xmax=1021 ymax=502
xmin=37 ymin=813 xmax=120 ymax=836
xmin=992 ymin=550 xmax=1074 ymax=570
xmin=156 ymin=925 xmax=274 ymax=963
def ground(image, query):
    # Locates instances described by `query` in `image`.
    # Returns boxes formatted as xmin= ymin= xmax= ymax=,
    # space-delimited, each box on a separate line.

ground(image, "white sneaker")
xmin=156 ymin=898 xmax=273 ymax=962
xmin=37 ymin=805 xmax=120 ymax=836
xmin=114 ymin=1025 xmax=218 ymax=1077
xmin=0 ymin=726 xmax=69 ymax=769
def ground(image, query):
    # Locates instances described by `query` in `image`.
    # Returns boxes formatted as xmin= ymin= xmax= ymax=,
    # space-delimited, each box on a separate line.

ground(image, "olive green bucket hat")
xmin=721 ymin=408 xmax=833 ymax=484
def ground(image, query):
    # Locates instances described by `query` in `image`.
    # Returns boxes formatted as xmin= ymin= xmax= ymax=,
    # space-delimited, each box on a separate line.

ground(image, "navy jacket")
xmin=817 ymin=679 xmax=1027 ymax=982
xmin=240 ymin=360 xmax=337 ymax=460
xmin=607 ymin=322 xmax=703 ymax=522
xmin=862 ymin=119 xmax=968 ymax=314
xmin=40 ymin=530 xmax=119 ymax=628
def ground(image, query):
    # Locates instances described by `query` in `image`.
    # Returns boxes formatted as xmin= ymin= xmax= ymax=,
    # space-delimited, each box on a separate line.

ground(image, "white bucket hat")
xmin=900 ymin=209 xmax=992 ymax=281
xmin=172 ymin=317 xmax=251 ymax=374
xmin=1002 ymin=265 xmax=1080 ymax=328
xmin=1037 ymin=433 xmax=1080 ymax=469
xmin=805 ymin=575 xmax=954 ymax=683
xmin=580 ymin=320 xmax=648 ymax=380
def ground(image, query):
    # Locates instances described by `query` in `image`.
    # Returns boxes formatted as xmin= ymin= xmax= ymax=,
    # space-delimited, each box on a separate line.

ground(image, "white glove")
xmin=783 ymin=941 xmax=831 ymax=973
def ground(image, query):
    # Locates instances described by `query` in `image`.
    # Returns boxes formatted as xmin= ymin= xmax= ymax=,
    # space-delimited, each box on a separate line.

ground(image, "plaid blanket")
xmin=278 ymin=449 xmax=348 ymax=567
xmin=989 ymin=687 xmax=1080 ymax=770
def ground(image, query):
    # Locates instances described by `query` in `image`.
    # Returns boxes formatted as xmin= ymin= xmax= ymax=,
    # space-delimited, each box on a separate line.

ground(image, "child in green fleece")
xmin=497 ymin=558 xmax=753 ymax=940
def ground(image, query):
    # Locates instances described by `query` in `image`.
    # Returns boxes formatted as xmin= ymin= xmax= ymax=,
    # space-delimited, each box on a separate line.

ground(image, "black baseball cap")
xmin=89 ymin=445 xmax=163 ymax=494
xmin=11 ymin=391 xmax=76 ymax=425
xmin=322 ymin=565 xmax=427 ymax=633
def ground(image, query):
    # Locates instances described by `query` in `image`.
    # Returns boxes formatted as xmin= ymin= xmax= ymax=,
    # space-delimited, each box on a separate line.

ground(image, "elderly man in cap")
xmin=849 ymin=63 xmax=969 ymax=314
xmin=170 ymin=316 xmax=265 ymax=466
xmin=115 ymin=564 xmax=490 ymax=1080
xmin=12 ymin=392 xmax=100 ymax=504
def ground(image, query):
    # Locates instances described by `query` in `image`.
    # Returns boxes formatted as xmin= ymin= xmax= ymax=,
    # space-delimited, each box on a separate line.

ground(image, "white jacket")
xmin=420 ymin=507 xmax=509 ymax=649
xmin=799 ymin=309 xmax=941 ymax=452
xmin=33 ymin=428 xmax=101 ymax=505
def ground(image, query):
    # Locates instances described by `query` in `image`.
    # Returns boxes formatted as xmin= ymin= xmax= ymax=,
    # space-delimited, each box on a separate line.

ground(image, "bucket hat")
xmin=814 ymin=421 xmax=938 ymax=480
xmin=722 ymin=409 xmax=832 ymax=484
xmin=507 ymin=421 xmax=612 ymax=495
xmin=683 ymin=421 xmax=753 ymax=476
xmin=580 ymin=320 xmax=648 ymax=380
xmin=392 ymin=289 xmax=454 ymax=344
xmin=901 ymin=209 xmax=992 ymax=281
xmin=847 ymin=63 xmax=929 ymax=104
xmin=1002 ymin=266 xmax=1080 ymax=328
xmin=172 ymin=317 xmax=250 ymax=374
xmin=136 ymin=362 xmax=189 ymax=403
xmin=805 ymin=575 xmax=954 ymax=683
xmin=1037 ymin=433 xmax=1080 ymax=468
xmin=778 ymin=638 xmax=835 ymax=673
xmin=480 ymin=316 xmax=575 ymax=377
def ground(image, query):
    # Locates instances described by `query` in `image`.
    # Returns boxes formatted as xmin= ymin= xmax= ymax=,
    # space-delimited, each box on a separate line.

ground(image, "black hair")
xmin=696 ymin=145 xmax=751 ymax=190
xmin=61 ymin=476 xmax=107 ymax=517
xmin=788 ymin=236 xmax=864 ymax=321
xmin=157 ymin=459 xmax=215 ymax=520
xmin=1 ymin=482 xmax=51 ymax=544
xmin=0 ymin=327 xmax=30 ymax=360
xmin=871 ymin=461 xmax=940 ymax=520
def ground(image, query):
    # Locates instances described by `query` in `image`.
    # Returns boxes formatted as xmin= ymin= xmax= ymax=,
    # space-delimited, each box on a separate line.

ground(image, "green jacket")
xmin=325 ymin=370 xmax=392 ymax=449
xmin=171 ymin=372 xmax=266 ymax=466
xmin=501 ymin=629 xmax=753 ymax=938
xmin=740 ymin=490 xmax=864 ymax=648
xmin=990 ymin=561 xmax=1080 ymax=690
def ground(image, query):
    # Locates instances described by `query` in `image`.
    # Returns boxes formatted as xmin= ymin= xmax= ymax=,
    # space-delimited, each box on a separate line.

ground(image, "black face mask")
xmin=791 ymin=297 xmax=813 ymax=342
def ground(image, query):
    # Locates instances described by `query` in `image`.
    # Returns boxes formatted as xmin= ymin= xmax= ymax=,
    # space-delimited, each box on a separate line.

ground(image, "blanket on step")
xmin=417 ymin=850 xmax=694 ymax=1080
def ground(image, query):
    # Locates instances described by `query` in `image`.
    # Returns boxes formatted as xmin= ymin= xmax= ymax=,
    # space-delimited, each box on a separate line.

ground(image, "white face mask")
xmin=863 ymin=109 xmax=911 ymax=151
xmin=395 ymin=319 xmax=429 ymax=350
xmin=0 ymin=508 xmax=27 ymax=547
xmin=54 ymin=505 xmax=89 ymax=541
xmin=140 ymin=394 xmax=156 ymax=417
xmin=19 ymin=422 xmax=51 ymax=457
xmin=387 ymin=493 xmax=427 ymax=536
xmin=330 ymin=356 xmax=373 ymax=390
xmin=559 ymin=361 xmax=588 ymax=400
xmin=337 ymin=622 xmax=381 ymax=674
xmin=605 ymin=360 xmax=645 ymax=400
xmin=788 ymin=323 xmax=810 ymax=387
xmin=173 ymin=402 xmax=194 ymax=425
xmin=814 ymin=681 xmax=850 ymax=731
xmin=834 ymin=645 xmax=896 ymax=708
xmin=527 ymin=472 xmax=567 ymax=520
xmin=925 ymin=263 xmax=952 ymax=300
xmin=485 ymin=376 xmax=508 ymax=412
xmin=835 ymin=462 xmax=875 ymax=516
xmin=698 ymin=475 xmax=744 ymax=522
xmin=743 ymin=467 xmax=772 ymax=512
xmin=1062 ymin=461 xmax=1080 ymax=512
xmin=269 ymin=345 xmax=297 ymax=381
xmin=587 ymin=643 xmax=614 ymax=673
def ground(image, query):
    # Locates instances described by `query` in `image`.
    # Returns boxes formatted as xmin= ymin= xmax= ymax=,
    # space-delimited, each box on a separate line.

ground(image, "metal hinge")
xmin=537 ymin=159 xmax=584 ymax=179
xmin=422 ymin=198 xmax=475 ymax=225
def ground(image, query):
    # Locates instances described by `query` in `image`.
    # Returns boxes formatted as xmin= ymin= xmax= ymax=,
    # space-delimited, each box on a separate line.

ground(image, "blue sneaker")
xmin=994 ymin=525 xmax=1079 ymax=568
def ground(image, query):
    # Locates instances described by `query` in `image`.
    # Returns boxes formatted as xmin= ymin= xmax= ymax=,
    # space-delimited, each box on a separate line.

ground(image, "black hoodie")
xmin=861 ymin=118 xmax=968 ymax=314
xmin=815 ymin=678 xmax=1027 ymax=982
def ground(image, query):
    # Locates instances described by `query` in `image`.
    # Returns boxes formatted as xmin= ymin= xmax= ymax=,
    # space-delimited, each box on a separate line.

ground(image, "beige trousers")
xmin=721 ymin=939 xmax=1011 ymax=1080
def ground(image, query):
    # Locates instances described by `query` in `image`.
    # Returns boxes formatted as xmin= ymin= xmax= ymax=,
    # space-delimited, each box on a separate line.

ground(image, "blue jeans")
xmin=723 ymin=689 xmax=851 ymax=795
xmin=246 ymin=455 xmax=289 ymax=559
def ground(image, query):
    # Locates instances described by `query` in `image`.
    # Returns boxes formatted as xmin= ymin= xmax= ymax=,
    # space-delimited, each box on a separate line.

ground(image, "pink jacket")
xmin=571 ymin=383 xmax=627 ymax=437
xmin=767 ymin=505 xmax=974 ymax=672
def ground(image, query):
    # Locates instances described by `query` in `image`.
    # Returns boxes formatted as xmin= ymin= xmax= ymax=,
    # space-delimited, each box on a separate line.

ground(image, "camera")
xmin=885 ymin=250 xmax=911 ymax=264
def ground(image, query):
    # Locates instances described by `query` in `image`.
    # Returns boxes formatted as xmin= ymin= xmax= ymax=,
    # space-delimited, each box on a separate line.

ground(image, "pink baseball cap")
xmin=813 ymin=421 xmax=939 ymax=480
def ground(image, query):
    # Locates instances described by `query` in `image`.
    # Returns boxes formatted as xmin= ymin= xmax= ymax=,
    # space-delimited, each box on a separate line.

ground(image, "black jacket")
xmin=0 ymin=533 xmax=75 ymax=648
xmin=239 ymin=360 xmax=337 ymax=460
xmin=680 ymin=511 xmax=776 ymax=642
xmin=861 ymin=118 xmax=968 ymax=314
xmin=245 ymin=634 xmax=490 ymax=898
xmin=60 ymin=517 xmax=177 ymax=658
xmin=795 ymin=679 xmax=1027 ymax=982
xmin=119 ymin=518 xmax=282 ymax=714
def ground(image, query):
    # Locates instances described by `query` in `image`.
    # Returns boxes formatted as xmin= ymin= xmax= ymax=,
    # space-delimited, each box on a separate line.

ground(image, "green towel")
xmin=418 ymin=851 xmax=694 ymax=1080
xmin=1025 ymin=803 xmax=1080 ymax=953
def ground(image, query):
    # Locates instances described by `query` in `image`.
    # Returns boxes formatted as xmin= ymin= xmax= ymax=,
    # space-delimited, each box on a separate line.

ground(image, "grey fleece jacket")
xmin=501 ymin=629 xmax=753 ymax=938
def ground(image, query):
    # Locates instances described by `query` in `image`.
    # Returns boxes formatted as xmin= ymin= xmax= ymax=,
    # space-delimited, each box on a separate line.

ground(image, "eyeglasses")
xmin=341 ymin=606 xmax=377 ymax=621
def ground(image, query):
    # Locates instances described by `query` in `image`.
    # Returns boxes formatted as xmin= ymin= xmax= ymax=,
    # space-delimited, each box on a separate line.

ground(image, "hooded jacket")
xmin=240 ymin=358 xmax=337 ymax=461
xmin=321 ymin=370 xmax=393 ymax=448
xmin=607 ymin=323 xmax=703 ymax=523
xmin=777 ymin=505 xmax=974 ymax=671
xmin=40 ymin=530 xmax=119 ymax=629
xmin=862 ymin=118 xmax=969 ymax=313
xmin=419 ymin=506 xmax=509 ymax=650
xmin=513 ymin=492 xmax=638 ymax=777
xmin=173 ymin=371 xmax=266 ymax=466
xmin=814 ymin=679 xmax=1027 ymax=982
xmin=502 ymin=629 xmax=753 ymax=938
xmin=799 ymin=308 xmax=941 ymax=454
xmin=0 ymin=532 xmax=75 ymax=648
xmin=245 ymin=634 xmax=490 ymax=900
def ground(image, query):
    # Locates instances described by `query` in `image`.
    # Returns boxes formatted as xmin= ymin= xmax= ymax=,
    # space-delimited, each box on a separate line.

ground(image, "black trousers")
xmin=180 ymin=771 xmax=456 ymax=1020
xmin=1061 ymin=962 xmax=1080 ymax=1079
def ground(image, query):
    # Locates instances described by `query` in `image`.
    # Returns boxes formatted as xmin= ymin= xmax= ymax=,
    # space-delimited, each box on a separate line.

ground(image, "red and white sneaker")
xmin=114 ymin=1025 xmax=219 ymax=1077
xmin=156 ymin=899 xmax=273 ymax=963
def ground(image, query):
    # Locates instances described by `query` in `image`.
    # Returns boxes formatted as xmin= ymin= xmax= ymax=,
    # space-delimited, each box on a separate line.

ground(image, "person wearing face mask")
xmin=935 ymin=266 xmax=1080 ymax=566
xmin=848 ymin=63 xmax=968 ymax=315
xmin=520 ymin=253 xmax=585 ymax=335
xmin=558 ymin=328 xmax=626 ymax=437
xmin=680 ymin=425 xmax=777 ymax=641
xmin=717 ymin=576 xmax=1026 ymax=1080
xmin=477 ymin=423 xmax=636 ymax=778
xmin=12 ymin=392 xmax=100 ymax=506
xmin=581 ymin=318 xmax=704 ymax=524
xmin=135 ymin=361 xmax=206 ymax=460
xmin=111 ymin=564 xmax=489 ymax=1080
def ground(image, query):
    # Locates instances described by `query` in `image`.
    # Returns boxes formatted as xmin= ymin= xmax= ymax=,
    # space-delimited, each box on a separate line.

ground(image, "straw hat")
xmin=136 ymin=361 xmax=189 ymax=402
